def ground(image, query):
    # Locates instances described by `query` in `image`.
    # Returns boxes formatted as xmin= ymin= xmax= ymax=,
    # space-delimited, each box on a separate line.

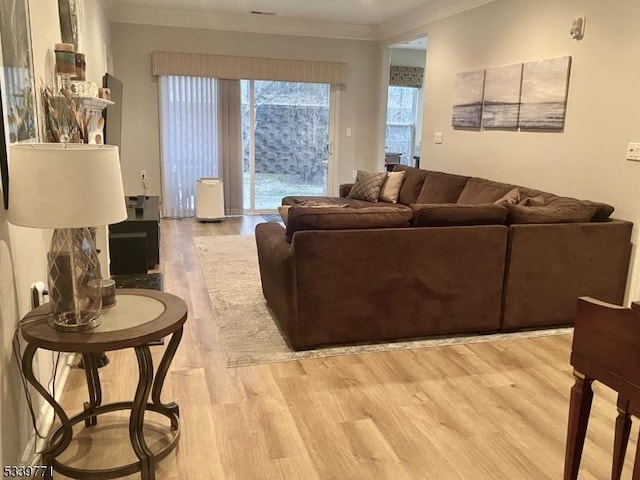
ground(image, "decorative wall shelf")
xmin=51 ymin=94 xmax=114 ymax=144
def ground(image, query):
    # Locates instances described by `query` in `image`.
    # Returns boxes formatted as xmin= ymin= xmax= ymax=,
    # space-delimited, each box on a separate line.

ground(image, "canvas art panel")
xmin=518 ymin=56 xmax=571 ymax=130
xmin=482 ymin=63 xmax=523 ymax=129
xmin=451 ymin=69 xmax=485 ymax=128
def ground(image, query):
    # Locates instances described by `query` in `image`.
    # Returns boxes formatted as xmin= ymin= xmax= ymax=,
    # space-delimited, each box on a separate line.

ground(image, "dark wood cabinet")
xmin=109 ymin=196 xmax=160 ymax=273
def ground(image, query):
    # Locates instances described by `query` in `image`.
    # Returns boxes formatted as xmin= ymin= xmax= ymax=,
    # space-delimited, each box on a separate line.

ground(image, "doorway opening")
xmin=385 ymin=37 xmax=426 ymax=170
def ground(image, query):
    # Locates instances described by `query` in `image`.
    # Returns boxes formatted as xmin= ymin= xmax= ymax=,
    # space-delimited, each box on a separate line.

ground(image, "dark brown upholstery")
xmin=457 ymin=177 xmax=515 ymax=204
xmin=501 ymin=220 xmax=633 ymax=330
xmin=411 ymin=203 xmax=508 ymax=227
xmin=339 ymin=183 xmax=354 ymax=198
xmin=284 ymin=206 xmax=413 ymax=242
xmin=392 ymin=165 xmax=428 ymax=205
xmin=256 ymin=169 xmax=632 ymax=349
xmin=417 ymin=171 xmax=470 ymax=204
xmin=256 ymin=223 xmax=508 ymax=350
xmin=282 ymin=195 xmax=399 ymax=209
xmin=506 ymin=203 xmax=599 ymax=224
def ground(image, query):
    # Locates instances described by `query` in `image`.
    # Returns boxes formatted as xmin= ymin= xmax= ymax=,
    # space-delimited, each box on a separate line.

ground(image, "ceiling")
xmin=101 ymin=0 xmax=436 ymax=26
xmin=100 ymin=0 xmax=495 ymax=41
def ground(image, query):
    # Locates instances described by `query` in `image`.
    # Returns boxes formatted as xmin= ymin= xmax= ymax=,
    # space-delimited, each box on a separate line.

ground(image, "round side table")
xmin=20 ymin=289 xmax=187 ymax=480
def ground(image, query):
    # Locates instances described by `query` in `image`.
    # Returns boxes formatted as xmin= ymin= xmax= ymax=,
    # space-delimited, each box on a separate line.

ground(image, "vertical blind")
xmin=159 ymin=75 xmax=218 ymax=217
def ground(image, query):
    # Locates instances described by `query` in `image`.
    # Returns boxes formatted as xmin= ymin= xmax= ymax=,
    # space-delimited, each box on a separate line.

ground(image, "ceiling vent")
xmin=250 ymin=11 xmax=277 ymax=16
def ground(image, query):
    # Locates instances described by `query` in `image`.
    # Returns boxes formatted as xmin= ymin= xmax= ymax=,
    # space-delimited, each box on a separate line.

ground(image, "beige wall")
xmin=419 ymin=0 xmax=640 ymax=299
xmin=110 ymin=22 xmax=381 ymax=196
xmin=0 ymin=0 xmax=111 ymax=466
xmin=81 ymin=0 xmax=112 ymax=82
xmin=390 ymin=48 xmax=426 ymax=68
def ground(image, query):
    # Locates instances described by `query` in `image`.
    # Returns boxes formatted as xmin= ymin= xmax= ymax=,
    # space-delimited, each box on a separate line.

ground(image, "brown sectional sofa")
xmin=255 ymin=166 xmax=633 ymax=350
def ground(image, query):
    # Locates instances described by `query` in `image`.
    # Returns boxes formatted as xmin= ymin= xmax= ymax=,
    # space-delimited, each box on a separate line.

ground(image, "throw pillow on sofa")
xmin=416 ymin=171 xmax=469 ymax=204
xmin=285 ymin=206 xmax=413 ymax=242
xmin=457 ymin=177 xmax=516 ymax=204
xmin=494 ymin=187 xmax=520 ymax=205
xmin=379 ymin=171 xmax=405 ymax=203
xmin=392 ymin=165 xmax=429 ymax=205
xmin=518 ymin=195 xmax=546 ymax=206
xmin=347 ymin=170 xmax=387 ymax=202
xmin=411 ymin=203 xmax=508 ymax=227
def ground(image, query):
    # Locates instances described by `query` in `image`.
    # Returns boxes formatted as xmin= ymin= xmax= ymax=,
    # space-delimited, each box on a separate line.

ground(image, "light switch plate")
xmin=626 ymin=143 xmax=640 ymax=161
xmin=434 ymin=132 xmax=443 ymax=144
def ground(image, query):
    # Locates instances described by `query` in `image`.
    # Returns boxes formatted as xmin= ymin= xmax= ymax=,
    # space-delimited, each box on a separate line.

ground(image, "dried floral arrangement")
xmin=41 ymin=85 xmax=102 ymax=143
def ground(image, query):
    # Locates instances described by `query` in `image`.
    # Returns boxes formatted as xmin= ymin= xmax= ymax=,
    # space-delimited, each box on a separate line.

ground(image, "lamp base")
xmin=47 ymin=313 xmax=102 ymax=332
xmin=48 ymin=228 xmax=103 ymax=331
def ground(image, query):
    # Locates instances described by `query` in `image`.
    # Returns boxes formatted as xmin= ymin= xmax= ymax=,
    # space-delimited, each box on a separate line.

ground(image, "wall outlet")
xmin=352 ymin=170 xmax=357 ymax=179
xmin=140 ymin=170 xmax=147 ymax=179
xmin=434 ymin=132 xmax=443 ymax=144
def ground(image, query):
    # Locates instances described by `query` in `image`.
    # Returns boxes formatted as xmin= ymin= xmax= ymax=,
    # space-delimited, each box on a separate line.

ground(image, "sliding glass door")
xmin=241 ymin=80 xmax=331 ymax=212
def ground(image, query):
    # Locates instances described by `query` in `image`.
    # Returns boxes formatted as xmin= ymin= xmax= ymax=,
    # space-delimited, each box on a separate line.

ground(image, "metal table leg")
xmin=81 ymin=353 xmax=103 ymax=427
xmin=152 ymin=326 xmax=183 ymax=429
xmin=130 ymin=345 xmax=155 ymax=480
xmin=22 ymin=344 xmax=72 ymax=479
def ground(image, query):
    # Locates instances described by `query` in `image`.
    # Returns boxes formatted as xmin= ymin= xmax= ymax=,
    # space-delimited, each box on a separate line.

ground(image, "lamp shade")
xmin=8 ymin=143 xmax=127 ymax=228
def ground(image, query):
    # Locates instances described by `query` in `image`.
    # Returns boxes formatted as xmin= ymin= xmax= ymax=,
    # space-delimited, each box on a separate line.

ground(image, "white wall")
xmin=109 ymin=22 xmax=382 ymax=196
xmin=418 ymin=0 xmax=640 ymax=300
xmin=0 ymin=0 xmax=112 ymax=466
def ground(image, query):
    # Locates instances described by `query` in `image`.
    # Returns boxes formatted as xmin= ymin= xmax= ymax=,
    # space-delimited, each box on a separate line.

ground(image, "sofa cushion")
xmin=279 ymin=203 xmax=348 ymax=225
xmin=518 ymin=195 xmax=546 ymax=206
xmin=392 ymin=165 xmax=428 ymax=205
xmin=282 ymin=195 xmax=399 ymax=209
xmin=546 ymin=196 xmax=615 ymax=222
xmin=347 ymin=170 xmax=387 ymax=202
xmin=285 ymin=206 xmax=413 ymax=242
xmin=278 ymin=205 xmax=290 ymax=224
xmin=457 ymin=177 xmax=516 ymax=204
xmin=506 ymin=203 xmax=600 ymax=224
xmin=582 ymin=201 xmax=615 ymax=222
xmin=411 ymin=203 xmax=508 ymax=227
xmin=494 ymin=187 xmax=521 ymax=205
xmin=416 ymin=171 xmax=470 ymax=204
xmin=379 ymin=171 xmax=405 ymax=203
xmin=339 ymin=183 xmax=354 ymax=198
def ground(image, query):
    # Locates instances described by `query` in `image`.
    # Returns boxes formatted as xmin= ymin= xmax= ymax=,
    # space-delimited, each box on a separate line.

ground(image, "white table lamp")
xmin=9 ymin=143 xmax=127 ymax=331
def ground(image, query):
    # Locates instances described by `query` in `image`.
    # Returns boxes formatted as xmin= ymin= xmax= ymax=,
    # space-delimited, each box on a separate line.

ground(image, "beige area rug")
xmin=194 ymin=235 xmax=573 ymax=367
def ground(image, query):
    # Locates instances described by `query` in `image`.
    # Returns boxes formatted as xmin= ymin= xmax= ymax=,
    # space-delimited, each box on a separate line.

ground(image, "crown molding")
xmin=105 ymin=4 xmax=378 ymax=41
xmin=378 ymin=0 xmax=496 ymax=43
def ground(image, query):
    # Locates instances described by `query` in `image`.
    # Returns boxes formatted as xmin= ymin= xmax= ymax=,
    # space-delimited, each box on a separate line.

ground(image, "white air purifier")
xmin=196 ymin=178 xmax=225 ymax=221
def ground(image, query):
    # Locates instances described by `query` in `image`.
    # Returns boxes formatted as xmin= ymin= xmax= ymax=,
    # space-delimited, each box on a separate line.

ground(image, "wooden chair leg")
xmin=612 ymin=397 xmax=632 ymax=480
xmin=563 ymin=371 xmax=594 ymax=480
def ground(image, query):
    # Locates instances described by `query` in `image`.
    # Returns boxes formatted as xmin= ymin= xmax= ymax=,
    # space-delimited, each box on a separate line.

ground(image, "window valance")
xmin=152 ymin=51 xmax=346 ymax=86
xmin=389 ymin=66 xmax=424 ymax=88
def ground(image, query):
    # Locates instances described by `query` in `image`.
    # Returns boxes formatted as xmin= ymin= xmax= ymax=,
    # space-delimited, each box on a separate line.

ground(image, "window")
xmin=385 ymin=86 xmax=418 ymax=163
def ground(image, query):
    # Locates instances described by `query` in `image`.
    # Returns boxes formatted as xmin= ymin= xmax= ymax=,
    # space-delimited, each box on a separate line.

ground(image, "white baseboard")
xmin=20 ymin=352 xmax=76 ymax=466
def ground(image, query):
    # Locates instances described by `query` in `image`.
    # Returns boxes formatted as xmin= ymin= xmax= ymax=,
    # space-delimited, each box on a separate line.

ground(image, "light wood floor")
xmin=55 ymin=217 xmax=636 ymax=479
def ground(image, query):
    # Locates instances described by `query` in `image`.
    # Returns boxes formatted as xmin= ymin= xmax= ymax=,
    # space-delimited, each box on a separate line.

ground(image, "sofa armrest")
xmin=339 ymin=183 xmax=354 ymax=198
xmin=254 ymin=223 xmax=298 ymax=342
xmin=502 ymin=219 xmax=633 ymax=330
